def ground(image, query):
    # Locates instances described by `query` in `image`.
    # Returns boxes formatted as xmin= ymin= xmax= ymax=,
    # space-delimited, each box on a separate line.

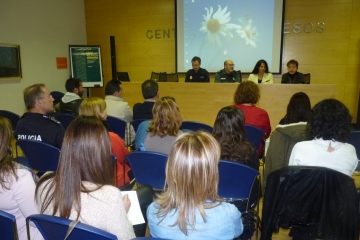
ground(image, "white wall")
xmin=0 ymin=0 xmax=87 ymax=115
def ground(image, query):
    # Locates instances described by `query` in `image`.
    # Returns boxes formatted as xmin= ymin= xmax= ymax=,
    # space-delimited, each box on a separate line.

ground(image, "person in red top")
xmin=233 ymin=81 xmax=271 ymax=156
xmin=79 ymin=97 xmax=131 ymax=187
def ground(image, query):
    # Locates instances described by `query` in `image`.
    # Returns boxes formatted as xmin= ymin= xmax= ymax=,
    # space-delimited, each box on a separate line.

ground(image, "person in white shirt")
xmin=0 ymin=117 xmax=42 ymax=240
xmin=289 ymin=99 xmax=358 ymax=176
xmin=104 ymin=80 xmax=135 ymax=145
xmin=247 ymin=59 xmax=273 ymax=84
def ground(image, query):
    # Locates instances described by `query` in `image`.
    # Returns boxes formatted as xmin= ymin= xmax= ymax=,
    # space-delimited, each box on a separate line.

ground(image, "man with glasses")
xmin=215 ymin=60 xmax=242 ymax=83
xmin=15 ymin=84 xmax=65 ymax=148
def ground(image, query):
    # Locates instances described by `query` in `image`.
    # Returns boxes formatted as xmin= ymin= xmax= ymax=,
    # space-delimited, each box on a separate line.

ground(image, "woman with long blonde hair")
xmin=134 ymin=96 xmax=183 ymax=154
xmin=147 ymin=131 xmax=243 ymax=239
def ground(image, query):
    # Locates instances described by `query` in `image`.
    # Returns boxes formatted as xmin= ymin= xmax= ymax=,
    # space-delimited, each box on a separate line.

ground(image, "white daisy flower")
xmin=200 ymin=5 xmax=238 ymax=47
xmin=236 ymin=18 xmax=258 ymax=48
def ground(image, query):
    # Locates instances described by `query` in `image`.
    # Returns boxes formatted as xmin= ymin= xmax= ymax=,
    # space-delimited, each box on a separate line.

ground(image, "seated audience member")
xmin=213 ymin=106 xmax=259 ymax=171
xmin=289 ymin=99 xmax=358 ymax=176
xmin=79 ymin=97 xmax=132 ymax=188
xmin=133 ymin=79 xmax=159 ymax=120
xmin=215 ymin=60 xmax=242 ymax=83
xmin=0 ymin=117 xmax=42 ymax=240
xmin=147 ymin=131 xmax=243 ymax=239
xmin=36 ymin=116 xmax=135 ymax=239
xmin=185 ymin=56 xmax=210 ymax=82
xmin=281 ymin=59 xmax=304 ymax=84
xmin=15 ymin=84 xmax=65 ymax=148
xmin=247 ymin=59 xmax=273 ymax=84
xmin=265 ymin=92 xmax=311 ymax=184
xmin=105 ymin=79 xmax=135 ymax=145
xmin=134 ymin=97 xmax=183 ymax=154
xmin=55 ymin=77 xmax=84 ymax=116
xmin=279 ymin=92 xmax=311 ymax=124
xmin=233 ymin=81 xmax=271 ymax=156
xmin=212 ymin=107 xmax=259 ymax=239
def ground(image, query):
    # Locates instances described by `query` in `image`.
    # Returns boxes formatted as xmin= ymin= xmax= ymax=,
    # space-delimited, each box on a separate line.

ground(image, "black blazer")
xmin=261 ymin=166 xmax=359 ymax=240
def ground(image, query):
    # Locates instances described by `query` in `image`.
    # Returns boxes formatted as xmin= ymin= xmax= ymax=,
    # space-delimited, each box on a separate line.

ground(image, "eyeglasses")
xmin=228 ymin=64 xmax=235 ymax=67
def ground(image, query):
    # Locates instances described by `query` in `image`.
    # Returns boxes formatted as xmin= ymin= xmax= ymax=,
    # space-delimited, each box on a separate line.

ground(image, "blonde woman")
xmin=79 ymin=97 xmax=132 ymax=188
xmin=147 ymin=131 xmax=243 ymax=239
xmin=134 ymin=97 xmax=183 ymax=154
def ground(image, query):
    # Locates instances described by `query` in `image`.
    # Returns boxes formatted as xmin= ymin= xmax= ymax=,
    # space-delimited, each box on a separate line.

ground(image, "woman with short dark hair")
xmin=289 ymin=99 xmax=358 ymax=176
xmin=36 ymin=116 xmax=135 ymax=239
xmin=233 ymin=81 xmax=271 ymax=156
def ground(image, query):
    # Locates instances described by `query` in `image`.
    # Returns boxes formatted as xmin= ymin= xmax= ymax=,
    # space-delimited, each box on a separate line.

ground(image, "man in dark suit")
xmin=185 ymin=56 xmax=210 ymax=82
xmin=133 ymin=79 xmax=159 ymax=120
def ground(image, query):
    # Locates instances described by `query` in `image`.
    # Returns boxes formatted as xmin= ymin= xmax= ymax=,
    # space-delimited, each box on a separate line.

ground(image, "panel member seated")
xmin=185 ymin=56 xmax=210 ymax=82
xmin=248 ymin=59 xmax=273 ymax=84
xmin=215 ymin=60 xmax=242 ymax=83
xmin=133 ymin=79 xmax=159 ymax=120
xmin=281 ymin=59 xmax=304 ymax=84
xmin=55 ymin=78 xmax=84 ymax=116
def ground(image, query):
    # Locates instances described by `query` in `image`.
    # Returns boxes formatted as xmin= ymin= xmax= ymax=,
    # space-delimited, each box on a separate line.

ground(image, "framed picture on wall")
xmin=0 ymin=44 xmax=22 ymax=79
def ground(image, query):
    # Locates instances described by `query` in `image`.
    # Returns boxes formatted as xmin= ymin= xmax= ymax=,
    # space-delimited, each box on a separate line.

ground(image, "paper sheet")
xmin=121 ymin=191 xmax=145 ymax=225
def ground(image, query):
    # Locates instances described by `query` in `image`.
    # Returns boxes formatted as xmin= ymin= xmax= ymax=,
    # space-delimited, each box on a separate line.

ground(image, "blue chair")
xmin=0 ymin=110 xmax=20 ymax=130
xmin=132 ymin=238 xmax=169 ymax=240
xmin=106 ymin=116 xmax=127 ymax=140
xmin=26 ymin=214 xmax=117 ymax=240
xmin=131 ymin=119 xmax=148 ymax=133
xmin=181 ymin=121 xmax=213 ymax=133
xmin=218 ymin=160 xmax=261 ymax=238
xmin=55 ymin=113 xmax=76 ymax=130
xmin=125 ymin=151 xmax=168 ymax=190
xmin=348 ymin=131 xmax=360 ymax=172
xmin=16 ymin=140 xmax=60 ymax=172
xmin=51 ymin=91 xmax=64 ymax=105
xmin=244 ymin=124 xmax=265 ymax=151
xmin=0 ymin=210 xmax=18 ymax=240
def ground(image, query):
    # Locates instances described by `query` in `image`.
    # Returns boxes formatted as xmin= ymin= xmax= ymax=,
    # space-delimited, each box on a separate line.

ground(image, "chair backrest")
xmin=51 ymin=91 xmax=65 ymax=105
xmin=244 ymin=124 xmax=265 ymax=150
xmin=0 ymin=210 xmax=18 ymax=240
xmin=151 ymin=72 xmax=167 ymax=82
xmin=125 ymin=151 xmax=168 ymax=189
xmin=26 ymin=214 xmax=117 ymax=240
xmin=55 ymin=113 xmax=76 ymax=130
xmin=131 ymin=119 xmax=147 ymax=133
xmin=17 ymin=140 xmax=60 ymax=172
xmin=303 ymin=73 xmax=311 ymax=84
xmin=261 ymin=166 xmax=359 ymax=240
xmin=181 ymin=121 xmax=213 ymax=133
xmin=0 ymin=110 xmax=20 ymax=130
xmin=348 ymin=131 xmax=360 ymax=171
xmin=166 ymin=73 xmax=179 ymax=82
xmin=106 ymin=116 xmax=127 ymax=139
xmin=218 ymin=160 xmax=260 ymax=200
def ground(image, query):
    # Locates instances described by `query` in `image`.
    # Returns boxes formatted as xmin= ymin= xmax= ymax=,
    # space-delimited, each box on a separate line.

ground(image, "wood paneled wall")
xmin=84 ymin=0 xmax=360 ymax=121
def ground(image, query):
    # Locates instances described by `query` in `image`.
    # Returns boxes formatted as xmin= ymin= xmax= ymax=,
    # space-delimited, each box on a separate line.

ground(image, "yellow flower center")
xmin=207 ymin=19 xmax=221 ymax=33
xmin=245 ymin=29 xmax=252 ymax=38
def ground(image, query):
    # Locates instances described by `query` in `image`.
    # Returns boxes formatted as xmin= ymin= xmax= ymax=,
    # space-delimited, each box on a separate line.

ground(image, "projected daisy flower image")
xmin=236 ymin=18 xmax=258 ymax=48
xmin=199 ymin=5 xmax=238 ymax=47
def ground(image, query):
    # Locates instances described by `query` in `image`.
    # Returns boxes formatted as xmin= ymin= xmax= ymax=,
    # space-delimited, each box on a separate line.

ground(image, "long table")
xmin=122 ymin=82 xmax=336 ymax=131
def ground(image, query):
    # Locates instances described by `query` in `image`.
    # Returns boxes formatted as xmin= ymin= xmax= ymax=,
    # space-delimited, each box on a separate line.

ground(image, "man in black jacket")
xmin=133 ymin=79 xmax=159 ymax=120
xmin=55 ymin=77 xmax=84 ymax=116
